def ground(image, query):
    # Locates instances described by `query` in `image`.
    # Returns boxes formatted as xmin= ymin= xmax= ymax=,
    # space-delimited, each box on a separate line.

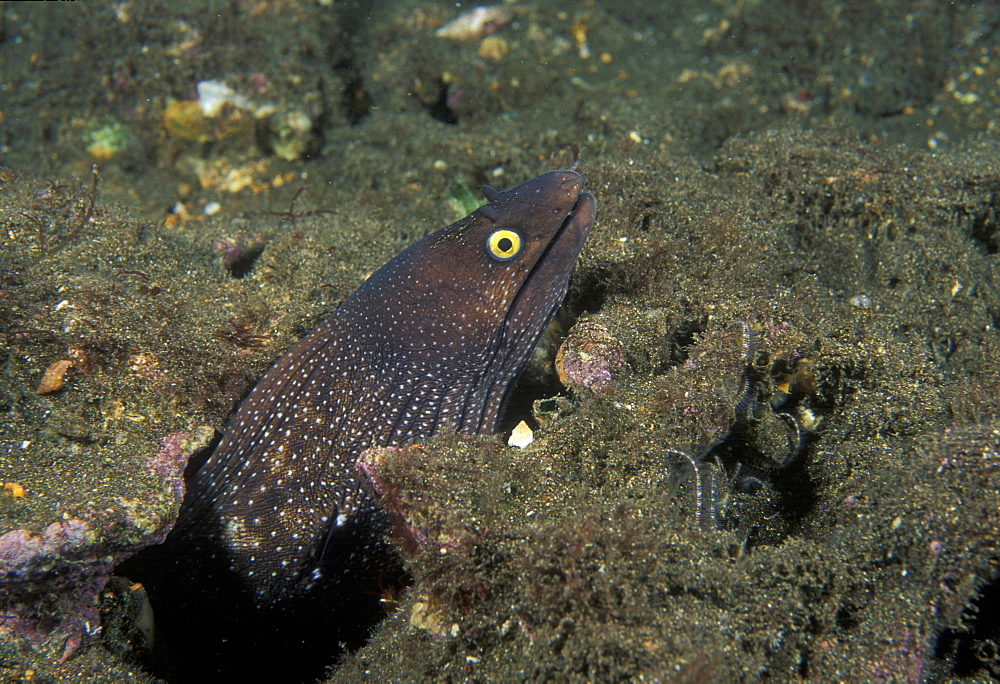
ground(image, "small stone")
xmin=478 ymin=36 xmax=510 ymax=62
xmin=556 ymin=319 xmax=624 ymax=394
xmin=849 ymin=294 xmax=873 ymax=308
xmin=435 ymin=6 xmax=513 ymax=40
xmin=36 ymin=359 xmax=74 ymax=394
xmin=2 ymin=482 xmax=26 ymax=498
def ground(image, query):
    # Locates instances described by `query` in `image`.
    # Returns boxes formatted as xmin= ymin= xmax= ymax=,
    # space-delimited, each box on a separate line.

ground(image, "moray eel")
xmin=143 ymin=165 xmax=594 ymax=676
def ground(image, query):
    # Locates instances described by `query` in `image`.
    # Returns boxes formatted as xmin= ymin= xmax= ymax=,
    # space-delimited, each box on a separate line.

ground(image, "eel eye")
xmin=486 ymin=229 xmax=522 ymax=261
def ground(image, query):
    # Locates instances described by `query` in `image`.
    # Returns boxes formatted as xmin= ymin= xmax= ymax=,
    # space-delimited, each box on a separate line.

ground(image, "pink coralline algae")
xmin=0 ymin=429 xmax=205 ymax=661
xmin=213 ymin=233 xmax=266 ymax=275
xmin=357 ymin=445 xmax=428 ymax=556
xmin=0 ymin=522 xmax=106 ymax=663
xmin=555 ymin=318 xmax=625 ymax=394
xmin=146 ymin=428 xmax=203 ymax=500
xmin=357 ymin=440 xmax=486 ymax=558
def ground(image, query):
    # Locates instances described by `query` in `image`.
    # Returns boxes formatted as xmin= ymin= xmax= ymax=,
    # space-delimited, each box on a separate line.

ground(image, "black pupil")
xmin=497 ymin=237 xmax=513 ymax=253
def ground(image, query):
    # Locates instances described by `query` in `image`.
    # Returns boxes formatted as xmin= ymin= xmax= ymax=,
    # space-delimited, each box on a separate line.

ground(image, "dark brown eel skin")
xmin=138 ymin=165 xmax=595 ymax=680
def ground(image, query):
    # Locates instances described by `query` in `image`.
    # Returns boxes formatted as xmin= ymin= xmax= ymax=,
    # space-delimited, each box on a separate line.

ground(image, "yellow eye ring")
xmin=487 ymin=229 xmax=522 ymax=261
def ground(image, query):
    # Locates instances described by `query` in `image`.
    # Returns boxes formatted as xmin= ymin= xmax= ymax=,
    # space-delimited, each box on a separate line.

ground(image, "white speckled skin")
xmin=170 ymin=167 xmax=596 ymax=607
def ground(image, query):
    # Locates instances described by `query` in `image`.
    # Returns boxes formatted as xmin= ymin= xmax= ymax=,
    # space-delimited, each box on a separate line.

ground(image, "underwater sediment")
xmin=1 ymin=1 xmax=1000 ymax=681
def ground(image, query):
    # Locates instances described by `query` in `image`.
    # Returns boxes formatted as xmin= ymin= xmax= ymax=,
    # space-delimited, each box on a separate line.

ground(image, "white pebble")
xmin=849 ymin=294 xmax=873 ymax=309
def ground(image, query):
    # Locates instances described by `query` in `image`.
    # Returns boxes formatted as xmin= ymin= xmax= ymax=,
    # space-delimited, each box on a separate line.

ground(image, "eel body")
xmin=169 ymin=166 xmax=596 ymax=608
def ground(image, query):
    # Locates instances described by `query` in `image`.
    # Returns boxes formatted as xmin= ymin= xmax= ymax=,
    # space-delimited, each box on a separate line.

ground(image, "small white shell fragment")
xmin=849 ymin=294 xmax=873 ymax=308
xmin=196 ymin=80 xmax=251 ymax=117
xmin=435 ymin=6 xmax=513 ymax=40
xmin=508 ymin=420 xmax=533 ymax=448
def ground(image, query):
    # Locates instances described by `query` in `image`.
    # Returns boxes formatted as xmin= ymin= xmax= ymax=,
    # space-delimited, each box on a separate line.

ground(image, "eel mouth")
xmin=500 ymin=171 xmax=596 ymax=363
xmin=517 ymin=176 xmax=596 ymax=312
